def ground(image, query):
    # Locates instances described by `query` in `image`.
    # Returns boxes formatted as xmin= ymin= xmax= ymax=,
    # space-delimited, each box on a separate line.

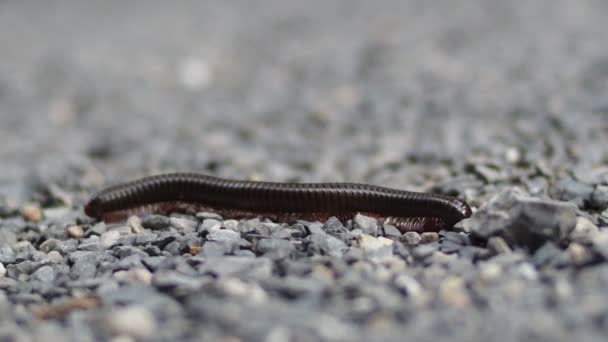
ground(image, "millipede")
xmin=84 ymin=173 xmax=472 ymax=233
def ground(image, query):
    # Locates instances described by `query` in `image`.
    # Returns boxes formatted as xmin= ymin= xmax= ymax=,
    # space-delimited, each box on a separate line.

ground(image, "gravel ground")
xmin=1 ymin=0 xmax=608 ymax=341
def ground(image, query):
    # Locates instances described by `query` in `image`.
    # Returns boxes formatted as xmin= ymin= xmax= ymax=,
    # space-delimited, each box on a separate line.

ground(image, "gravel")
xmin=1 ymin=1 xmax=608 ymax=341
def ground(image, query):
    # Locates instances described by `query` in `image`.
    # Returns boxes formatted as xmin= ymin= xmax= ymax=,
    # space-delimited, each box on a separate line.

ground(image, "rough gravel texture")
xmin=1 ymin=1 xmax=608 ymax=341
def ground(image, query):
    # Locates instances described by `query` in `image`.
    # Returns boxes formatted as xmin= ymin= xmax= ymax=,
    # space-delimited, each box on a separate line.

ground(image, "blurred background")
xmin=0 ymin=0 xmax=606 ymax=203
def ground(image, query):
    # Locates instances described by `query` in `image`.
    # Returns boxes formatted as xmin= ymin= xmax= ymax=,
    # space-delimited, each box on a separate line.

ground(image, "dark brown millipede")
xmin=84 ymin=173 xmax=472 ymax=233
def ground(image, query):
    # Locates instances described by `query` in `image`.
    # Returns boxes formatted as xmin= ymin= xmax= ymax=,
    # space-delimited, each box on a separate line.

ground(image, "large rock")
xmin=465 ymin=188 xmax=577 ymax=249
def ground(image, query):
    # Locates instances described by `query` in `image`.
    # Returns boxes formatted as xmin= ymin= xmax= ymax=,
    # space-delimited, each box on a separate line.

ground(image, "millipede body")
xmin=84 ymin=173 xmax=472 ymax=233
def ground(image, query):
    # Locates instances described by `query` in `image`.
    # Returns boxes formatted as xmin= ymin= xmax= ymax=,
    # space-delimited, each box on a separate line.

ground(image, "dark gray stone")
xmin=591 ymin=185 xmax=608 ymax=210
xmin=549 ymin=178 xmax=594 ymax=209
xmin=466 ymin=188 xmax=577 ymax=248
xmin=141 ymin=215 xmax=171 ymax=230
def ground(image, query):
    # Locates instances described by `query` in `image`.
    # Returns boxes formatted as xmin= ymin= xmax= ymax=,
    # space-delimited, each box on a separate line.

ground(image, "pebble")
xmin=308 ymin=230 xmax=348 ymax=258
xmin=358 ymin=234 xmax=393 ymax=261
xmin=66 ymin=225 xmax=85 ymax=239
xmin=487 ymin=236 xmax=512 ymax=254
xmin=200 ymin=219 xmax=222 ymax=232
xmin=100 ymin=231 xmax=121 ymax=249
xmin=89 ymin=222 xmax=107 ymax=235
xmin=21 ymin=204 xmax=43 ymax=222
xmin=107 ymin=305 xmax=156 ymax=339
xmin=590 ymin=185 xmax=608 ymax=210
xmin=0 ymin=262 xmax=5 ymax=277
xmin=127 ymin=216 xmax=144 ymax=234
xmin=569 ymin=216 xmax=599 ymax=243
xmin=401 ymin=232 xmax=421 ymax=245
xmin=195 ymin=212 xmax=223 ymax=220
xmin=30 ymin=265 xmax=56 ymax=283
xmin=353 ymin=214 xmax=378 ymax=236
xmin=549 ymin=178 xmax=594 ymax=208
xmin=170 ymin=216 xmax=198 ymax=234
xmin=256 ymin=238 xmax=294 ymax=259
xmin=420 ymin=232 xmax=439 ymax=244
xmin=591 ymin=230 xmax=608 ymax=260
xmin=0 ymin=244 xmax=17 ymax=263
xmin=141 ymin=215 xmax=171 ymax=230
xmin=382 ymin=224 xmax=402 ymax=237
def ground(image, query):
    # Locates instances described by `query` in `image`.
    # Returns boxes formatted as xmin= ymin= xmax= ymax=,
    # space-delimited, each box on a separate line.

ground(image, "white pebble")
xmin=108 ymin=306 xmax=156 ymax=339
xmin=100 ymin=230 xmax=121 ymax=249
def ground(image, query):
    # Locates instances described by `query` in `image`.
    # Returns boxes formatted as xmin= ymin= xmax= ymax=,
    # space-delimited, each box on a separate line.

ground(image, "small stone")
xmin=107 ymin=225 xmax=132 ymax=235
xmin=100 ymin=231 xmax=121 ymax=249
xmin=141 ymin=215 xmax=171 ymax=230
xmin=439 ymin=276 xmax=469 ymax=308
xmin=108 ymin=306 xmax=156 ymax=339
xmin=0 ymin=245 xmax=16 ymax=264
xmin=189 ymin=246 xmax=202 ymax=255
xmin=591 ymin=230 xmax=608 ymax=260
xmin=128 ymin=216 xmax=144 ymax=234
xmin=358 ymin=234 xmax=393 ymax=261
xmin=66 ymin=225 xmax=85 ymax=239
xmin=411 ymin=245 xmax=435 ymax=260
xmin=353 ymin=214 xmax=378 ymax=236
xmin=401 ymin=232 xmax=421 ymax=245
xmin=200 ymin=219 xmax=222 ymax=232
xmin=22 ymin=203 xmax=43 ymax=222
xmin=420 ymin=232 xmax=439 ymax=244
xmin=471 ymin=164 xmax=505 ymax=183
xmin=30 ymin=265 xmax=56 ymax=283
xmin=478 ymin=262 xmax=503 ymax=283
xmin=78 ymin=237 xmax=101 ymax=252
xmin=549 ymin=178 xmax=594 ymax=208
xmin=89 ymin=222 xmax=107 ymax=235
xmin=487 ymin=236 xmax=512 ymax=254
xmin=170 ymin=216 xmax=198 ymax=234
xmin=208 ymin=229 xmax=240 ymax=243
xmin=308 ymin=231 xmax=348 ymax=258
xmin=569 ymin=216 xmax=599 ymax=243
xmin=256 ymin=238 xmax=294 ymax=259
xmin=591 ymin=185 xmax=608 ymax=210
xmin=567 ymin=243 xmax=593 ymax=266
xmin=113 ymin=268 xmax=152 ymax=285
xmin=0 ymin=262 xmax=5 ymax=277
xmin=223 ymin=219 xmax=239 ymax=231
xmin=196 ymin=212 xmax=222 ymax=220
xmin=39 ymin=239 xmax=61 ymax=253
xmin=47 ymin=251 xmax=63 ymax=263
xmin=382 ymin=224 xmax=402 ymax=237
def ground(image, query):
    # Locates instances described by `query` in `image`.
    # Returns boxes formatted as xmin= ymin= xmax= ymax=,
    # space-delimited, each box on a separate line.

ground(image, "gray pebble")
xmin=420 ymin=232 xmax=440 ymax=244
xmin=39 ymin=238 xmax=62 ymax=253
xmin=401 ymin=232 xmax=421 ymax=245
xmin=0 ymin=244 xmax=16 ymax=264
xmin=141 ymin=215 xmax=171 ymax=230
xmin=549 ymin=178 xmax=594 ymax=209
xmin=308 ymin=231 xmax=348 ymax=258
xmin=382 ymin=224 xmax=402 ymax=237
xmin=100 ymin=230 xmax=121 ymax=249
xmin=200 ymin=219 xmax=222 ymax=232
xmin=487 ymin=236 xmax=512 ymax=254
xmin=30 ymin=265 xmax=56 ymax=283
xmin=353 ymin=214 xmax=378 ymax=236
xmin=590 ymin=185 xmax=608 ymax=210
xmin=78 ymin=236 xmax=100 ymax=252
xmin=170 ymin=216 xmax=198 ymax=234
xmin=256 ymin=238 xmax=295 ymax=259
xmin=196 ymin=212 xmax=223 ymax=220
